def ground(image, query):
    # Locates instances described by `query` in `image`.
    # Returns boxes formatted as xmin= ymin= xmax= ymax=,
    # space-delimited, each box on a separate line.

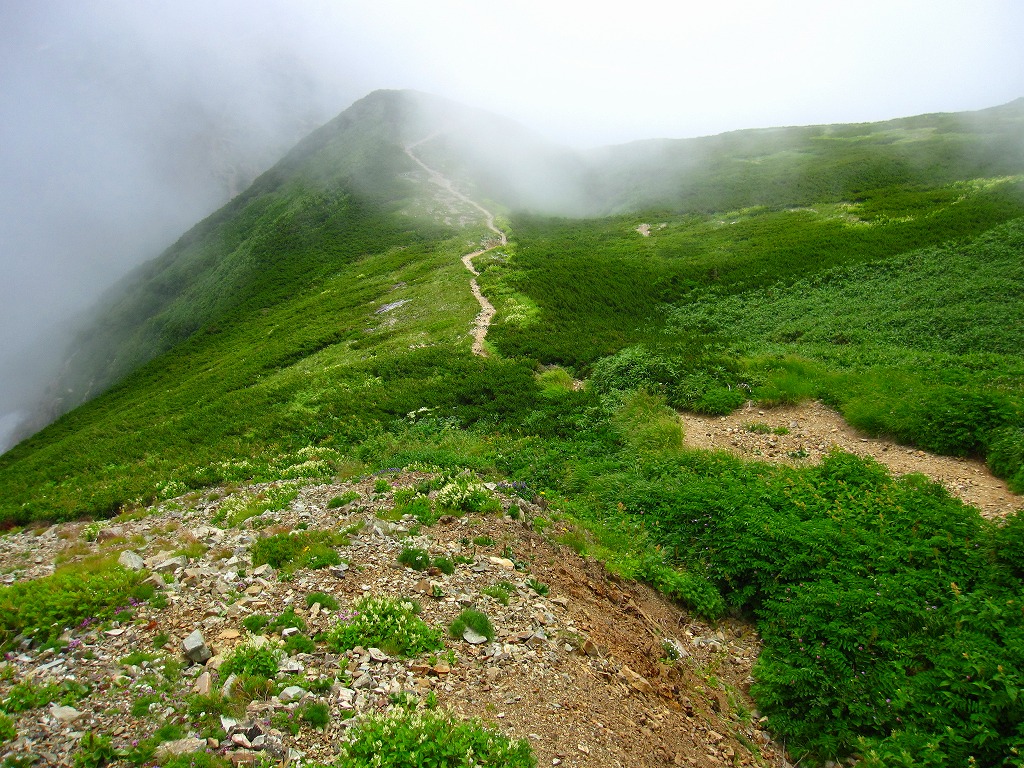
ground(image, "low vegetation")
xmin=325 ymin=596 xmax=443 ymax=658
xmin=334 ymin=709 xmax=535 ymax=768
xmin=250 ymin=530 xmax=346 ymax=572
xmin=0 ymin=562 xmax=145 ymax=651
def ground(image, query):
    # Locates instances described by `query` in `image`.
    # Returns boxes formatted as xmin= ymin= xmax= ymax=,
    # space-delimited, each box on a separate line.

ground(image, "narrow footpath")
xmin=404 ymin=139 xmax=505 ymax=356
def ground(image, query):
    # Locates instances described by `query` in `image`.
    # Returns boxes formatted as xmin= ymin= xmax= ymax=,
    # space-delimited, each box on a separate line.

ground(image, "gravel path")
xmin=404 ymin=140 xmax=505 ymax=356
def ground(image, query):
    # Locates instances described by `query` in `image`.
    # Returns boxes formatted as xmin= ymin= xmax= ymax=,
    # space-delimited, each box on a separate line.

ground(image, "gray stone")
xmin=97 ymin=525 xmax=125 ymax=542
xmin=279 ymin=685 xmax=307 ymax=703
xmin=463 ymin=628 xmax=488 ymax=645
xmin=353 ymin=672 xmax=374 ymax=689
xmin=143 ymin=574 xmax=166 ymax=591
xmin=117 ymin=550 xmax=145 ymax=571
xmin=50 ymin=704 xmax=82 ymax=723
xmin=329 ymin=561 xmax=350 ymax=581
xmin=155 ymin=555 xmax=188 ymax=573
xmin=183 ymin=629 xmax=212 ymax=663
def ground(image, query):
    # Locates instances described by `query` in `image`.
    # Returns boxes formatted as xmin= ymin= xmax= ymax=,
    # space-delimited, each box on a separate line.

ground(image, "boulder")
xmin=117 ymin=550 xmax=145 ymax=571
xmin=183 ymin=629 xmax=212 ymax=664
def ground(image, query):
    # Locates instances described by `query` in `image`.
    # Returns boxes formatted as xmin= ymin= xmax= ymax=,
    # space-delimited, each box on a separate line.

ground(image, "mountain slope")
xmin=1 ymin=91 xmax=1023 ymax=767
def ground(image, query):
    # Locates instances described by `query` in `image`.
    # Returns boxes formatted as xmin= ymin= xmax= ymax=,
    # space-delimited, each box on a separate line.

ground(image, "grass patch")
xmin=397 ymin=547 xmax=431 ymax=571
xmin=449 ymin=609 xmax=495 ymax=642
xmin=220 ymin=639 xmax=281 ymax=678
xmin=250 ymin=530 xmax=346 ymax=573
xmin=0 ymin=561 xmax=144 ymax=651
xmin=481 ymin=584 xmax=512 ymax=605
xmin=306 ymin=591 xmax=339 ymax=610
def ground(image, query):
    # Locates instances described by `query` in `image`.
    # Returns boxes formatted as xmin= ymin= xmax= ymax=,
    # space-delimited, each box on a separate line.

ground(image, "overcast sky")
xmin=1 ymin=0 xmax=1023 ymax=448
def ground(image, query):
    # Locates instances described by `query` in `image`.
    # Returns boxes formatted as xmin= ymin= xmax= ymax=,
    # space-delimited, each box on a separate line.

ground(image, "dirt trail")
xmin=680 ymin=400 xmax=1023 ymax=520
xmin=405 ymin=140 xmax=505 ymax=355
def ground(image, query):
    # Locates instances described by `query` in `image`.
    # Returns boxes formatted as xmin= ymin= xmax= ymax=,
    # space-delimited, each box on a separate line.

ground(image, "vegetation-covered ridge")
xmin=1 ymin=92 xmax=1023 ymax=766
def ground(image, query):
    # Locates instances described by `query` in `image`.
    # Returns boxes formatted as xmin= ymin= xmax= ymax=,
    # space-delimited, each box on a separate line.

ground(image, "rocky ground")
xmin=0 ymin=472 xmax=788 ymax=767
xmin=680 ymin=400 xmax=1023 ymax=520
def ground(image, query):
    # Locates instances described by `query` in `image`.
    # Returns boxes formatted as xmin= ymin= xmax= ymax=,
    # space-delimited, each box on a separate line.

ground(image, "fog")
xmin=2 ymin=0 xmax=1022 ymax=452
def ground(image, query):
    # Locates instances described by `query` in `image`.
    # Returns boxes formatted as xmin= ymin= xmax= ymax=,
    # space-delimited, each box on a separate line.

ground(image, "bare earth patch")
xmin=680 ymin=400 xmax=1023 ymax=520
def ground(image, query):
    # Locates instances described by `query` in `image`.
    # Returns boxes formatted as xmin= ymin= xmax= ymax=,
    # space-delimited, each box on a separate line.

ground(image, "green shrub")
xmin=327 ymin=491 xmax=360 ymax=509
xmin=449 ymin=609 xmax=495 ymax=642
xmin=233 ymin=673 xmax=275 ymax=702
xmin=988 ymin=426 xmax=1024 ymax=493
xmin=472 ymin=536 xmax=494 ymax=547
xmin=130 ymin=693 xmax=163 ymax=718
xmin=0 ymin=713 xmax=14 ymax=744
xmin=118 ymin=721 xmax=188 ymax=764
xmin=994 ymin=509 xmax=1024 ymax=580
xmin=299 ymin=700 xmax=330 ymax=729
xmin=891 ymin=388 xmax=1014 ymax=457
xmin=397 ymin=547 xmax=431 ymax=571
xmin=395 ymin=495 xmax=438 ymax=525
xmin=611 ymin=390 xmax=686 ymax=453
xmin=435 ymin=478 xmax=501 ymax=514
xmin=646 ymin=450 xmax=1024 ymax=763
xmin=271 ymin=709 xmax=301 ymax=736
xmin=241 ymin=614 xmax=270 ymax=634
xmin=336 ymin=709 xmax=534 ymax=767
xmin=220 ymin=640 xmax=281 ymax=678
xmin=432 ymin=556 xmax=455 ymax=575
xmin=283 ymin=633 xmax=316 ymax=655
xmin=525 ymin=579 xmax=548 ymax=597
xmin=120 ymin=650 xmax=158 ymax=667
xmin=306 ymin=592 xmax=340 ymax=610
xmin=213 ymin=486 xmax=298 ymax=528
xmin=159 ymin=753 xmax=231 ymax=768
xmin=590 ymin=345 xmax=679 ymax=395
xmin=325 ymin=596 xmax=442 ymax=658
xmin=72 ymin=732 xmax=117 ymax=768
xmin=267 ymin=607 xmax=307 ymax=635
xmin=2 ymin=679 xmax=89 ymax=714
xmin=636 ymin=554 xmax=725 ymax=620
xmin=554 ymin=529 xmax=588 ymax=555
xmin=186 ymin=692 xmax=239 ymax=736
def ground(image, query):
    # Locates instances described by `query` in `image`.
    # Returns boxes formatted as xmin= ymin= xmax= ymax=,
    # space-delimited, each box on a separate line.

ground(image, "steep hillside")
xmin=1 ymin=92 xmax=1023 ymax=767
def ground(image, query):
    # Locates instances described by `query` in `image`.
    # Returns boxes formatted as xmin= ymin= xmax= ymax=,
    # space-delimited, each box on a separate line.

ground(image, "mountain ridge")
xmin=0 ymin=88 xmax=1023 ymax=766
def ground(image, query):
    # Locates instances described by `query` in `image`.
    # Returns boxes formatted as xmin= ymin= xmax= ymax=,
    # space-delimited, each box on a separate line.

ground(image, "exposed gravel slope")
xmin=0 ymin=473 xmax=787 ymax=767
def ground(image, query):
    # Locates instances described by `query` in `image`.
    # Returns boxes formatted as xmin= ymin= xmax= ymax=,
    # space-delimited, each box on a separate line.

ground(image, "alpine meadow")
xmin=1 ymin=90 xmax=1023 ymax=767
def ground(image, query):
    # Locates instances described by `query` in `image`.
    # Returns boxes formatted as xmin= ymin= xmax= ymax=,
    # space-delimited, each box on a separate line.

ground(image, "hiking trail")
xmin=405 ymin=139 xmax=505 ymax=356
